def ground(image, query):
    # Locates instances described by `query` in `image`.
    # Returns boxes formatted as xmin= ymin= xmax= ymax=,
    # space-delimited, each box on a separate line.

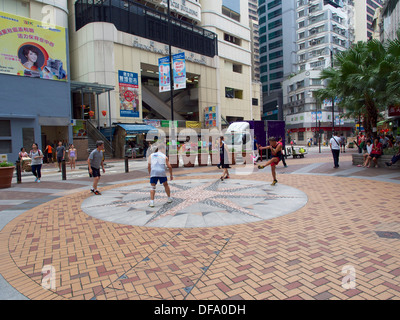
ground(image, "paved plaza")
xmin=1 ymin=147 xmax=400 ymax=300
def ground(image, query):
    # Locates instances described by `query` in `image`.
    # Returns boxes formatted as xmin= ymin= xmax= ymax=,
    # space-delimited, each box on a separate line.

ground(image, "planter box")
xmin=0 ymin=166 xmax=15 ymax=189
xmin=352 ymin=154 xmax=400 ymax=168
xmin=198 ymin=153 xmax=208 ymax=166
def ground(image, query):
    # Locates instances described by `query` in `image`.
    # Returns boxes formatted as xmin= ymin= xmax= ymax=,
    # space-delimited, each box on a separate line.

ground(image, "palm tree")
xmin=315 ymin=40 xmax=391 ymax=137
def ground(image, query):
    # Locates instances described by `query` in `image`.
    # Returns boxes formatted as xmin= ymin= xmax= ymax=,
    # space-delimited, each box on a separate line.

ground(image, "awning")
xmin=117 ymin=124 xmax=157 ymax=134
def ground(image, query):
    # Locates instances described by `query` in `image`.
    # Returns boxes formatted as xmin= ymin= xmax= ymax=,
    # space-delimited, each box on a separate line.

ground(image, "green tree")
xmin=315 ymin=40 xmax=393 ymax=137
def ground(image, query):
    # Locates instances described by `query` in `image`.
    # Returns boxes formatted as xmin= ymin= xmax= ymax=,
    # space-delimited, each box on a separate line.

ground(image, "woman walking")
xmin=218 ymin=136 xmax=230 ymax=181
xmin=68 ymin=144 xmax=77 ymax=170
xmin=29 ymin=143 xmax=44 ymax=182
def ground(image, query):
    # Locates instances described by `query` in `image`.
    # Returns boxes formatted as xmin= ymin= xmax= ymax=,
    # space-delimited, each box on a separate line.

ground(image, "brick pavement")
xmin=0 ymin=150 xmax=400 ymax=300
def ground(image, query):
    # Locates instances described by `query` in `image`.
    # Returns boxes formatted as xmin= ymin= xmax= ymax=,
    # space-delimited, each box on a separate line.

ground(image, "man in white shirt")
xmin=329 ymin=132 xmax=341 ymax=168
xmin=147 ymin=144 xmax=173 ymax=207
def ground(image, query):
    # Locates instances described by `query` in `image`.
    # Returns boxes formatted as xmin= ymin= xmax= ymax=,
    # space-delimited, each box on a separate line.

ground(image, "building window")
xmin=222 ymin=6 xmax=240 ymax=22
xmin=233 ymin=64 xmax=243 ymax=73
xmin=224 ymin=33 xmax=241 ymax=46
xmin=0 ymin=140 xmax=12 ymax=153
xmin=252 ymin=98 xmax=259 ymax=106
xmin=0 ymin=120 xmax=11 ymax=136
xmin=225 ymin=87 xmax=243 ymax=99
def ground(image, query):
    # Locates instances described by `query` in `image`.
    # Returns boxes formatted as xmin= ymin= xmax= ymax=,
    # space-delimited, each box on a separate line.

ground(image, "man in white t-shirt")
xmin=329 ymin=132 xmax=341 ymax=168
xmin=147 ymin=144 xmax=173 ymax=207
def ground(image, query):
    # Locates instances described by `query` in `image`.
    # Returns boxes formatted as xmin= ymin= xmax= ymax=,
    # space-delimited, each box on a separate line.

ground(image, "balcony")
xmin=75 ymin=0 xmax=218 ymax=58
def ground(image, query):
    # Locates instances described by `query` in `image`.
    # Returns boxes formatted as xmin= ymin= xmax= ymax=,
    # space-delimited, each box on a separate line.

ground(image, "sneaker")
xmin=94 ymin=190 xmax=102 ymax=195
xmin=258 ymin=164 xmax=265 ymax=169
xmin=149 ymin=201 xmax=154 ymax=207
xmin=167 ymin=198 xmax=173 ymax=203
xmin=35 ymin=177 xmax=38 ymax=182
xmin=271 ymin=180 xmax=278 ymax=186
xmin=220 ymin=177 xmax=224 ymax=181
xmin=225 ymin=176 xmax=230 ymax=179
xmin=90 ymin=188 xmax=95 ymax=193
xmin=386 ymin=162 xmax=392 ymax=167
xmin=284 ymin=165 xmax=288 ymax=168
xmin=37 ymin=179 xmax=41 ymax=183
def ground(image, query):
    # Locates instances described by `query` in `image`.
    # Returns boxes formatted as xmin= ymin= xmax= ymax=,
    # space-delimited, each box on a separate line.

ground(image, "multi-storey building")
xmin=379 ymin=0 xmax=400 ymax=42
xmin=282 ymin=0 xmax=353 ymax=144
xmin=351 ymin=0 xmax=383 ymax=41
xmin=257 ymin=0 xmax=297 ymax=121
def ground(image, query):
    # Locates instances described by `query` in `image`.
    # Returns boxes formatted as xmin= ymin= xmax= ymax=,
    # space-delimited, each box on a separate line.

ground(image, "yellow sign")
xmin=186 ymin=121 xmax=201 ymax=128
xmin=0 ymin=11 xmax=67 ymax=81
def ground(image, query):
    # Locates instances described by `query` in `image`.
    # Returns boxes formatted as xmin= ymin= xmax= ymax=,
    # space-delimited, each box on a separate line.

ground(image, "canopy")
xmin=118 ymin=124 xmax=157 ymax=134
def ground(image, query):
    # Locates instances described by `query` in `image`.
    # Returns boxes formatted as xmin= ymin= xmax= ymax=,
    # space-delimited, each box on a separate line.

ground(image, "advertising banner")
xmin=158 ymin=56 xmax=170 ymax=92
xmin=0 ymin=11 xmax=67 ymax=81
xmin=204 ymin=106 xmax=218 ymax=128
xmin=119 ymin=70 xmax=139 ymax=117
xmin=173 ymin=52 xmax=186 ymax=90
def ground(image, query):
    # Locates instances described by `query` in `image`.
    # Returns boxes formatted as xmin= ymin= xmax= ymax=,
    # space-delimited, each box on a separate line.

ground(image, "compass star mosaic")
xmin=81 ymin=179 xmax=308 ymax=228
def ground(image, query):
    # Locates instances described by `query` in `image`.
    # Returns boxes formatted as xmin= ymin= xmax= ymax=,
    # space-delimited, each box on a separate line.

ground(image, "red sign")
xmin=389 ymin=105 xmax=400 ymax=117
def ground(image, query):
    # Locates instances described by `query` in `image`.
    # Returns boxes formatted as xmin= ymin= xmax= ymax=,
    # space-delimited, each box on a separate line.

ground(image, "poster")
xmin=204 ymin=106 xmax=218 ymax=128
xmin=173 ymin=52 xmax=186 ymax=90
xmin=158 ymin=56 xmax=170 ymax=92
xmin=0 ymin=11 xmax=67 ymax=81
xmin=119 ymin=70 xmax=139 ymax=117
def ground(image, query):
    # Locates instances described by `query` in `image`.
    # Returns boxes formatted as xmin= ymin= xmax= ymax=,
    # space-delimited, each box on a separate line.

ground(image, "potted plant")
xmin=0 ymin=162 xmax=15 ymax=189
xmin=198 ymin=147 xmax=209 ymax=166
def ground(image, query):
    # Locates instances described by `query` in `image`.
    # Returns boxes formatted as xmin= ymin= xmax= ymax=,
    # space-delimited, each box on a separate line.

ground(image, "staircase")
xmin=86 ymin=120 xmax=113 ymax=159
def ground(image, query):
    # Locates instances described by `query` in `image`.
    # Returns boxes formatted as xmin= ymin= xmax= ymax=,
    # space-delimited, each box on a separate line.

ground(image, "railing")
xmin=75 ymin=0 xmax=218 ymax=58
xmin=86 ymin=119 xmax=114 ymax=157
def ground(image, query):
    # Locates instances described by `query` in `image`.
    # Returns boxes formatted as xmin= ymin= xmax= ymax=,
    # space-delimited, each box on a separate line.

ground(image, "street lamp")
xmin=330 ymin=49 xmax=335 ymax=136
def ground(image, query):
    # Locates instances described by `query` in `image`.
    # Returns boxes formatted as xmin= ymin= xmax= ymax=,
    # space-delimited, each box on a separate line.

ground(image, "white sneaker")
xmin=37 ymin=179 xmax=41 ymax=183
xmin=167 ymin=198 xmax=172 ymax=203
xmin=149 ymin=201 xmax=154 ymax=207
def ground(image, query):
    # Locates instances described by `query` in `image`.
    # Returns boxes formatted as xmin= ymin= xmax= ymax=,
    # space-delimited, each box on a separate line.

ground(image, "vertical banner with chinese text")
xmin=119 ymin=70 xmax=139 ymax=118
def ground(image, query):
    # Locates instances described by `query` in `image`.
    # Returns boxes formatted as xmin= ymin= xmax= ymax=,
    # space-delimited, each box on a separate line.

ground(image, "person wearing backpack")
xmin=29 ymin=143 xmax=44 ymax=182
xmin=329 ymin=132 xmax=341 ymax=168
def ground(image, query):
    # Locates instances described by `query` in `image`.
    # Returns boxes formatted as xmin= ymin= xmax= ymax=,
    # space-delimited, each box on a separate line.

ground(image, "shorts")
xmin=270 ymin=157 xmax=280 ymax=167
xmin=370 ymin=154 xmax=381 ymax=159
xmin=150 ymin=176 xmax=168 ymax=185
xmin=89 ymin=166 xmax=101 ymax=178
xmin=57 ymin=156 xmax=63 ymax=163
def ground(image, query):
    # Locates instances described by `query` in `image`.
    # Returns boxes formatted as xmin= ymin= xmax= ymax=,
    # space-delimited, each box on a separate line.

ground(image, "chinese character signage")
xmin=158 ymin=56 xmax=170 ymax=92
xmin=119 ymin=70 xmax=139 ymax=118
xmin=173 ymin=52 xmax=186 ymax=90
xmin=0 ymin=11 xmax=67 ymax=81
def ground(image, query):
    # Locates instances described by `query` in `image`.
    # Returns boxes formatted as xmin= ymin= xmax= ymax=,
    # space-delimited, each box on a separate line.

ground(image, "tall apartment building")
xmin=282 ymin=0 xmax=353 ymax=144
xmin=351 ymin=0 xmax=383 ymax=42
xmin=379 ymin=0 xmax=400 ymax=42
xmin=249 ymin=0 xmax=260 ymax=82
xmin=257 ymin=0 xmax=297 ymax=120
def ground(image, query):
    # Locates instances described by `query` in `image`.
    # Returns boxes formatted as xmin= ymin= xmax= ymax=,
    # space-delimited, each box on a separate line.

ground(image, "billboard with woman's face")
xmin=0 ymin=11 xmax=67 ymax=81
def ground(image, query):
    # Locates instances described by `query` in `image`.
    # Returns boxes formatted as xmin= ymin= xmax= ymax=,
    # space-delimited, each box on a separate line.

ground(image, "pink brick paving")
xmin=0 ymin=155 xmax=400 ymax=300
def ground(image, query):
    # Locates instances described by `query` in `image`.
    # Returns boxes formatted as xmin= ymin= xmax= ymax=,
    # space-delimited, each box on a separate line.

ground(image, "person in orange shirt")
xmin=45 ymin=144 xmax=53 ymax=163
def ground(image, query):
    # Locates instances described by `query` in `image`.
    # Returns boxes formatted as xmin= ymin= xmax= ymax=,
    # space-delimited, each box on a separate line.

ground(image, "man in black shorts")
xmin=88 ymin=140 xmax=105 ymax=195
xmin=56 ymin=141 xmax=65 ymax=172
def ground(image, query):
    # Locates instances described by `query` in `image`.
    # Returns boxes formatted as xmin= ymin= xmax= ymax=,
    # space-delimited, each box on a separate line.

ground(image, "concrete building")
xmin=379 ymin=0 xmax=400 ymax=42
xmin=68 ymin=0 xmax=260 ymax=140
xmin=257 ymin=0 xmax=297 ymax=121
xmin=351 ymin=0 xmax=383 ymax=42
xmin=0 ymin=0 xmax=71 ymax=162
xmin=282 ymin=0 xmax=353 ymax=144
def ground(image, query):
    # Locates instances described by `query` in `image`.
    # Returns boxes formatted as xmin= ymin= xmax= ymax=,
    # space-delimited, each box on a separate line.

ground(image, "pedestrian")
xmin=340 ymin=133 xmax=346 ymax=153
xmin=277 ymin=137 xmax=288 ymax=168
xmin=56 ymin=141 xmax=65 ymax=172
xmin=44 ymin=143 xmax=53 ymax=163
xmin=148 ymin=144 xmax=173 ymax=207
xmin=252 ymin=135 xmax=260 ymax=164
xmin=88 ymin=140 xmax=105 ymax=195
xmin=18 ymin=147 xmax=28 ymax=160
xmin=329 ymin=132 xmax=341 ymax=168
xmin=359 ymin=139 xmax=372 ymax=167
xmin=29 ymin=143 xmax=44 ymax=182
xmin=68 ymin=144 xmax=77 ymax=170
xmin=258 ymin=137 xmax=282 ymax=186
xmin=218 ymin=136 xmax=230 ymax=181
xmin=143 ymin=140 xmax=149 ymax=159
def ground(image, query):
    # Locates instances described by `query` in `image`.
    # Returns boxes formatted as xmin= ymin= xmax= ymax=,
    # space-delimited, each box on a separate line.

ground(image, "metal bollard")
xmin=61 ymin=159 xmax=66 ymax=180
xmin=16 ymin=160 xmax=22 ymax=184
xmin=125 ymin=156 xmax=129 ymax=173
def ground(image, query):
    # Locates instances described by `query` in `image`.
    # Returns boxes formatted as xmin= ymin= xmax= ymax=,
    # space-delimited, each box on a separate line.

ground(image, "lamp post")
xmin=167 ymin=0 xmax=175 ymax=147
xmin=330 ymin=49 xmax=335 ymax=136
